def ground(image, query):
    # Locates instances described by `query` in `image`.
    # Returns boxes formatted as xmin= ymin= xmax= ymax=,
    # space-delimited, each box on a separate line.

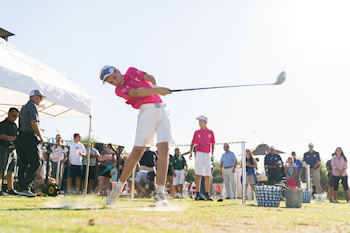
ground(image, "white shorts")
xmin=195 ymin=152 xmax=211 ymax=176
xmin=134 ymin=104 xmax=175 ymax=147
xmin=173 ymin=169 xmax=185 ymax=185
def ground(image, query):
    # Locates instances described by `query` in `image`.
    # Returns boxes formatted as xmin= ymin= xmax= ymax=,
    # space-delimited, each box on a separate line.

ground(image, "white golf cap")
xmin=100 ymin=65 xmax=117 ymax=84
xmin=196 ymin=115 xmax=208 ymax=122
xmin=269 ymin=146 xmax=275 ymax=150
xmin=29 ymin=90 xmax=46 ymax=99
xmin=308 ymin=143 xmax=314 ymax=147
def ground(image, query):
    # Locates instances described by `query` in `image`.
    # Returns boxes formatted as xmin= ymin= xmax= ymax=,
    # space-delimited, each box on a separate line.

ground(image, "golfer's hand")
xmin=173 ymin=173 xmax=176 ymax=177
xmin=232 ymin=168 xmax=235 ymax=174
xmin=189 ymin=154 xmax=192 ymax=160
xmin=156 ymin=87 xmax=171 ymax=96
xmin=310 ymin=168 xmax=314 ymax=174
xmin=220 ymin=171 xmax=223 ymax=176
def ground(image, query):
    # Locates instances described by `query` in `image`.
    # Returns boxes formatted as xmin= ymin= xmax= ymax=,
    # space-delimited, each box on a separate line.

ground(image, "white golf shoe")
xmin=154 ymin=193 xmax=169 ymax=206
xmin=106 ymin=185 xmax=122 ymax=205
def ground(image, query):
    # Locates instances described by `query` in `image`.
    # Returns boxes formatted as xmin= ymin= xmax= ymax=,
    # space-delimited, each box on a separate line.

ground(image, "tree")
xmin=185 ymin=168 xmax=196 ymax=183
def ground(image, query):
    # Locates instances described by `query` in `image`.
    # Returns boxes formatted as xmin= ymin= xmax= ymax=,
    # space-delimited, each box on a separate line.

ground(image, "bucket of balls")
xmin=302 ymin=190 xmax=312 ymax=203
xmin=254 ymin=185 xmax=282 ymax=207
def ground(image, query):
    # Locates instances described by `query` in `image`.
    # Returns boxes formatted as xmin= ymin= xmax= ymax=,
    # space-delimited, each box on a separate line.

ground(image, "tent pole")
xmin=83 ymin=116 xmax=92 ymax=198
xmin=241 ymin=141 xmax=246 ymax=204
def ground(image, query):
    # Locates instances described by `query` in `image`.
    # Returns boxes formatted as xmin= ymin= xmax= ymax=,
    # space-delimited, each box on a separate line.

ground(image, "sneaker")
xmin=205 ymin=193 xmax=213 ymax=201
xmin=7 ymin=190 xmax=18 ymax=196
xmin=332 ymin=199 xmax=339 ymax=203
xmin=179 ymin=193 xmax=185 ymax=199
xmin=18 ymin=190 xmax=36 ymax=197
xmin=329 ymin=199 xmax=334 ymax=202
xmin=154 ymin=193 xmax=169 ymax=206
xmin=106 ymin=185 xmax=122 ymax=205
xmin=173 ymin=193 xmax=179 ymax=198
xmin=195 ymin=193 xmax=205 ymax=201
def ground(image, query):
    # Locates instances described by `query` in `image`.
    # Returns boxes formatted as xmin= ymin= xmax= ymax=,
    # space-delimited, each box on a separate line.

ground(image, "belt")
xmin=224 ymin=167 xmax=233 ymax=169
xmin=139 ymin=103 xmax=166 ymax=109
xmin=19 ymin=130 xmax=34 ymax=134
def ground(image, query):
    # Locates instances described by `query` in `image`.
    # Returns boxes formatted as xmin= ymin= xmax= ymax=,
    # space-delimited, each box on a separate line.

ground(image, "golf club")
xmin=170 ymin=71 xmax=286 ymax=92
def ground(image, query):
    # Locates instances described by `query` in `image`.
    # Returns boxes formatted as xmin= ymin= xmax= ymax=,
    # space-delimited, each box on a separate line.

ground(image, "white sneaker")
xmin=154 ymin=193 xmax=169 ymax=206
xmin=106 ymin=185 xmax=122 ymax=205
xmin=179 ymin=193 xmax=185 ymax=198
xmin=173 ymin=193 xmax=179 ymax=198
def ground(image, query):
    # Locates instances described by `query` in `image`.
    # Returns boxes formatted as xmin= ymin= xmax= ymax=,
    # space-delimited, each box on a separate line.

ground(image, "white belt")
xmin=139 ymin=103 xmax=166 ymax=109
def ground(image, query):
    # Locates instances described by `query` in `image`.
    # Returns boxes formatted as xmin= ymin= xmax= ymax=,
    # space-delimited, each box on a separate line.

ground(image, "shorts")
xmin=328 ymin=173 xmax=334 ymax=187
xmin=246 ymin=174 xmax=256 ymax=185
xmin=68 ymin=165 xmax=82 ymax=178
xmin=99 ymin=165 xmax=111 ymax=178
xmin=0 ymin=146 xmax=17 ymax=172
xmin=134 ymin=104 xmax=175 ymax=147
xmin=195 ymin=152 xmax=211 ymax=176
xmin=173 ymin=169 xmax=185 ymax=185
xmin=82 ymin=165 xmax=96 ymax=180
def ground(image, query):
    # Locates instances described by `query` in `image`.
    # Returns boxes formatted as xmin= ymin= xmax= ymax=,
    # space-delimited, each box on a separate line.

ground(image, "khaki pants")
xmin=308 ymin=167 xmax=321 ymax=194
xmin=223 ymin=168 xmax=236 ymax=198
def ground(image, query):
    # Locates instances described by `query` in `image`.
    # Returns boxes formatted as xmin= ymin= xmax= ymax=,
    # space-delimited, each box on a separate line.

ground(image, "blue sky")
xmin=2 ymin=0 xmax=350 ymax=167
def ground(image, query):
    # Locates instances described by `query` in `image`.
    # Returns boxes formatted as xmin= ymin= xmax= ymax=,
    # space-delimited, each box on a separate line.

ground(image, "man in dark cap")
xmin=15 ymin=90 xmax=46 ymax=197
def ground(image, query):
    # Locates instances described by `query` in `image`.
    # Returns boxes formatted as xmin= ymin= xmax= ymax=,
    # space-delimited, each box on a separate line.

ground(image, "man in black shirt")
xmin=303 ymin=143 xmax=321 ymax=194
xmin=326 ymin=153 xmax=335 ymax=202
xmin=15 ymin=90 xmax=46 ymax=197
xmin=0 ymin=108 xmax=19 ymax=195
xmin=264 ymin=146 xmax=283 ymax=185
xmin=139 ymin=146 xmax=158 ymax=172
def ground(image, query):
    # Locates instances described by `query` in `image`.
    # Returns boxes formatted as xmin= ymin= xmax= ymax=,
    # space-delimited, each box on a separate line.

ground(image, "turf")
xmin=0 ymin=195 xmax=349 ymax=233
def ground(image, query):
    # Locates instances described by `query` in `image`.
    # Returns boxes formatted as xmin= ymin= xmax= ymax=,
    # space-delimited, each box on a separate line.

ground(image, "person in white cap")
xmin=264 ymin=146 xmax=283 ymax=185
xmin=15 ymin=90 xmax=46 ymax=197
xmin=100 ymin=66 xmax=174 ymax=206
xmin=303 ymin=143 xmax=321 ymax=194
xmin=190 ymin=115 xmax=215 ymax=201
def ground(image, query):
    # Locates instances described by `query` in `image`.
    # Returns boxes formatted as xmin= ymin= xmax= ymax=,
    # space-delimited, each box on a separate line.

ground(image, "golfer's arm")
xmin=185 ymin=162 xmax=188 ymax=171
xmin=190 ymin=144 xmax=194 ymax=155
xmin=143 ymin=73 xmax=157 ymax=86
xmin=128 ymin=88 xmax=164 ymax=97
xmin=220 ymin=163 xmax=223 ymax=172
xmin=211 ymin=144 xmax=215 ymax=155
xmin=0 ymin=134 xmax=15 ymax=140
xmin=135 ymin=181 xmax=142 ymax=190
xmin=171 ymin=166 xmax=175 ymax=175
xmin=30 ymin=120 xmax=43 ymax=141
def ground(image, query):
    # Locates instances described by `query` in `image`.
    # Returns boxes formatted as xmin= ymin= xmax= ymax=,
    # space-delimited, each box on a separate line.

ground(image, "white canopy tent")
xmin=0 ymin=37 xmax=93 ymax=196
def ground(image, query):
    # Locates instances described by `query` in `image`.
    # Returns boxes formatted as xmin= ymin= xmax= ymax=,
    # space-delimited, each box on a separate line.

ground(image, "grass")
xmin=0 ymin=195 xmax=349 ymax=233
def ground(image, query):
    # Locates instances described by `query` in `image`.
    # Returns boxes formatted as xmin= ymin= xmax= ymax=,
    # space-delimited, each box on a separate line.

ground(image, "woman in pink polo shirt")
xmin=100 ymin=66 xmax=174 ymax=206
xmin=331 ymin=147 xmax=350 ymax=203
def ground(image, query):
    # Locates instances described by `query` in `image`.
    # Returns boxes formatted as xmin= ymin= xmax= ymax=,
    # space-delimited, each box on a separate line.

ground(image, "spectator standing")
xmin=303 ymin=143 xmax=321 ymax=194
xmin=264 ymin=146 xmax=283 ymax=185
xmin=171 ymin=148 xmax=189 ymax=198
xmin=98 ymin=144 xmax=115 ymax=196
xmin=190 ymin=115 xmax=215 ymax=201
xmin=167 ymin=154 xmax=174 ymax=197
xmin=67 ymin=133 xmax=86 ymax=194
xmin=15 ymin=90 xmax=46 ymax=197
xmin=50 ymin=134 xmax=67 ymax=186
xmin=326 ymin=153 xmax=336 ymax=202
xmin=241 ymin=149 xmax=257 ymax=199
xmin=139 ymin=146 xmax=157 ymax=172
xmin=82 ymin=141 xmax=100 ymax=194
xmin=331 ymin=147 xmax=350 ymax=203
xmin=291 ymin=151 xmax=302 ymax=189
xmin=220 ymin=143 xmax=237 ymax=199
xmin=0 ymin=108 xmax=19 ymax=195
xmin=285 ymin=157 xmax=297 ymax=189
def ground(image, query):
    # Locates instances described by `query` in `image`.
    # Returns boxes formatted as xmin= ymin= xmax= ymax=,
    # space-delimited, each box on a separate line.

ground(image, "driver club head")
xmin=275 ymin=71 xmax=286 ymax=85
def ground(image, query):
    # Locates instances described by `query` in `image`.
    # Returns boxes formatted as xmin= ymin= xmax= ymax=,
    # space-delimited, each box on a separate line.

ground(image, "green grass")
xmin=0 ymin=195 xmax=349 ymax=233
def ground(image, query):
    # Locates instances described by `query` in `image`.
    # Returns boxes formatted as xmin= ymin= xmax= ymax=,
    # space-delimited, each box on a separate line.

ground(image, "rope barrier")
xmin=174 ymin=141 xmax=245 ymax=147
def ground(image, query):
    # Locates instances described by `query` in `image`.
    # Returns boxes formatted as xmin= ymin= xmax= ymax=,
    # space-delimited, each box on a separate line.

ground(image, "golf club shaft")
xmin=171 ymin=83 xmax=275 ymax=92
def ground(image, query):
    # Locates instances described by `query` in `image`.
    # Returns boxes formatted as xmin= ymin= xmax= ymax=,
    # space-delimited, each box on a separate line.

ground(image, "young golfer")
xmin=189 ymin=115 xmax=215 ymax=201
xmin=100 ymin=66 xmax=174 ymax=206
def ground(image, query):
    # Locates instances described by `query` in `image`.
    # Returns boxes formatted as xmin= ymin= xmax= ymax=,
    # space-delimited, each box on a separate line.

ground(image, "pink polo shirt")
xmin=331 ymin=156 xmax=348 ymax=176
xmin=115 ymin=67 xmax=163 ymax=109
xmin=191 ymin=128 xmax=215 ymax=153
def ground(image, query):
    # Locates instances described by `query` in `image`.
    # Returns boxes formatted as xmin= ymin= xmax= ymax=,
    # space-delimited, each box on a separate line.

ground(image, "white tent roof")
xmin=0 ymin=38 xmax=92 ymax=120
